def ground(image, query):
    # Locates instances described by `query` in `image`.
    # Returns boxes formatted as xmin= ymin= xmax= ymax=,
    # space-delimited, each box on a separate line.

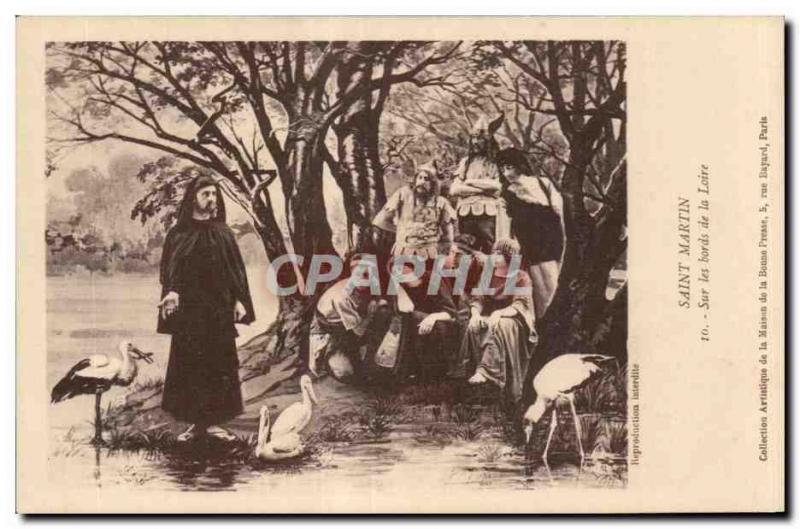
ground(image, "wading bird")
xmin=50 ymin=341 xmax=154 ymax=444
xmin=254 ymin=405 xmax=304 ymax=461
xmin=270 ymin=375 xmax=319 ymax=437
xmin=522 ymin=354 xmax=615 ymax=466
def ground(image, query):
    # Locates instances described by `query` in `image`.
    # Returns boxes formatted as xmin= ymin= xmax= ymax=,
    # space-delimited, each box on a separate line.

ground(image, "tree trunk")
xmin=237 ymin=294 xmax=311 ymax=383
xmin=283 ymin=132 xmax=337 ymax=264
xmin=559 ymin=137 xmax=595 ymax=279
xmin=238 ymin=169 xmax=337 ymax=384
xmin=334 ymin=44 xmax=389 ymax=254
xmin=233 ymin=229 xmax=316 ymax=388
xmin=334 ymin=115 xmax=388 ymax=254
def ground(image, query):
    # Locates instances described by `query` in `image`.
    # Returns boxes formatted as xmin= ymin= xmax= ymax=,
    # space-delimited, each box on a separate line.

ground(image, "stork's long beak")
xmin=131 ymin=346 xmax=154 ymax=364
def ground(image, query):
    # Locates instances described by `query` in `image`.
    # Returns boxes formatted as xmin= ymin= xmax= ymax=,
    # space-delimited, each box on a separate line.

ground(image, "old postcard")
xmin=16 ymin=16 xmax=784 ymax=513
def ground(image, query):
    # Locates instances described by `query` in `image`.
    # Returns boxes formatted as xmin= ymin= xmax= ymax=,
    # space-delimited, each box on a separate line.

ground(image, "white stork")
xmin=522 ymin=354 xmax=615 ymax=465
xmin=51 ymin=340 xmax=154 ymax=444
xmin=254 ymin=405 xmax=304 ymax=461
xmin=270 ymin=375 xmax=319 ymax=438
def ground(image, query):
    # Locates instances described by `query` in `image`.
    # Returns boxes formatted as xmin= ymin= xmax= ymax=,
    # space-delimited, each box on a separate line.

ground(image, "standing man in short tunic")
xmin=449 ymin=114 xmax=509 ymax=253
xmin=372 ymin=161 xmax=456 ymax=259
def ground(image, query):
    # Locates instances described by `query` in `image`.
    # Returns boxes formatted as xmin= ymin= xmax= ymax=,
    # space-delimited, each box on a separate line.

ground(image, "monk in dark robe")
xmin=157 ymin=174 xmax=255 ymax=442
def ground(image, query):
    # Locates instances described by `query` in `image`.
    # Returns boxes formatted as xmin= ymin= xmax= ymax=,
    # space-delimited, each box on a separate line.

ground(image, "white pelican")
xmin=50 ymin=340 xmax=154 ymax=444
xmin=254 ymin=405 xmax=304 ymax=461
xmin=270 ymin=375 xmax=319 ymax=437
xmin=522 ymin=354 xmax=615 ymax=465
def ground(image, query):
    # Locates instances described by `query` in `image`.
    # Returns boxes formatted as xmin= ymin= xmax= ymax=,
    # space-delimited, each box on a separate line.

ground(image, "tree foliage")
xmin=47 ymin=40 xmax=461 ymax=263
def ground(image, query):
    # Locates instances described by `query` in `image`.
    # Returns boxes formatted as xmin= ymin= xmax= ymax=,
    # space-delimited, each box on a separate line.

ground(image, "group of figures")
xmin=155 ymin=114 xmax=566 ymax=443
xmin=309 ymin=116 xmax=565 ymax=397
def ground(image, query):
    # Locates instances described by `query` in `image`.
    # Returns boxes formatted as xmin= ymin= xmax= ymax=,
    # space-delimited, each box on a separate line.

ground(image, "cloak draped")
xmin=157 ymin=175 xmax=255 ymax=426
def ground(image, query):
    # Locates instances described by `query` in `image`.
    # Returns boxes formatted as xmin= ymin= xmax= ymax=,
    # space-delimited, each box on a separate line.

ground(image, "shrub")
xmin=358 ymin=412 xmax=394 ymax=439
xmin=314 ymin=415 xmax=357 ymax=443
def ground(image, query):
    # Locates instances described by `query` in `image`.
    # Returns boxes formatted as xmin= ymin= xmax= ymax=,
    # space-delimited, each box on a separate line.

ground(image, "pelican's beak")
xmin=131 ymin=346 xmax=154 ymax=364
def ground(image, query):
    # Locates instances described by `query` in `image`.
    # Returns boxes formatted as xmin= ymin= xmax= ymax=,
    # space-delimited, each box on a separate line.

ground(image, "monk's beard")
xmin=194 ymin=203 xmax=218 ymax=218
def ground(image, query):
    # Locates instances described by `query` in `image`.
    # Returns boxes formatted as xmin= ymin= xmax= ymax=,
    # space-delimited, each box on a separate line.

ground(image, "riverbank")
xmin=69 ymin=331 xmax=628 ymax=485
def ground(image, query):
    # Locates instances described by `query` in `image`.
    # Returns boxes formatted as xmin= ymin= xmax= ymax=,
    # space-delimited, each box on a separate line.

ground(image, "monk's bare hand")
xmin=159 ymin=291 xmax=179 ymax=319
xmin=234 ymin=300 xmax=247 ymax=322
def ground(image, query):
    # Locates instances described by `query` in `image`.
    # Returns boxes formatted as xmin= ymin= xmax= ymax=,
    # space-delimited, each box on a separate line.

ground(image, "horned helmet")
xmin=468 ymin=114 xmax=504 ymax=156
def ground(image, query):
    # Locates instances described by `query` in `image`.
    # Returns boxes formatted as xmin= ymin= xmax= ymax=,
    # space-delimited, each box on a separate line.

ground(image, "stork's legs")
xmin=567 ymin=395 xmax=585 ymax=468
xmin=91 ymin=391 xmax=103 ymax=445
xmin=542 ymin=408 xmax=558 ymax=465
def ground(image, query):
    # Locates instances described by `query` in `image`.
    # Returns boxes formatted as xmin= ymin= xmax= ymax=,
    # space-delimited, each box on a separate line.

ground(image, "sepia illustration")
xmin=44 ymin=39 xmax=628 ymax=496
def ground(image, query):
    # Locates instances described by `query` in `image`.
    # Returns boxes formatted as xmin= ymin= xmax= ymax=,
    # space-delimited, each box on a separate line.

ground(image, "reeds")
xmin=574 ymin=362 xmax=627 ymax=415
xmin=449 ymin=404 xmax=484 ymax=441
xmin=314 ymin=415 xmax=357 ymax=443
xmin=475 ymin=442 xmax=505 ymax=464
xmin=356 ymin=396 xmax=404 ymax=440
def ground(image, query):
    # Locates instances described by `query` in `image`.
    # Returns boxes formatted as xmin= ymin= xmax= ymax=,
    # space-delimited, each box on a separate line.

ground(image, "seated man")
xmin=308 ymin=255 xmax=384 ymax=382
xmin=390 ymin=261 xmax=458 ymax=382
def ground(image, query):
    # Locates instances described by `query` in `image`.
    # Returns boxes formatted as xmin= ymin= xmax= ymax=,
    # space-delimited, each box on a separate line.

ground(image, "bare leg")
xmin=542 ymin=408 xmax=558 ymax=466
xmin=529 ymin=261 xmax=561 ymax=319
xmin=92 ymin=391 xmax=103 ymax=445
xmin=568 ymin=395 xmax=585 ymax=467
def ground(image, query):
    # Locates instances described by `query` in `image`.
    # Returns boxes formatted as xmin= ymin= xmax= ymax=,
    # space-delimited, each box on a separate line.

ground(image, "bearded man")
xmin=449 ymin=114 xmax=510 ymax=253
xmin=372 ymin=161 xmax=456 ymax=259
xmin=157 ymin=173 xmax=255 ymax=442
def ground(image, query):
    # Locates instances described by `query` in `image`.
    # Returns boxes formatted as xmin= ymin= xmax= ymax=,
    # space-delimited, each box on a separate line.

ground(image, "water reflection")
xmin=93 ymin=444 xmax=102 ymax=487
xmin=52 ymin=431 xmax=626 ymax=494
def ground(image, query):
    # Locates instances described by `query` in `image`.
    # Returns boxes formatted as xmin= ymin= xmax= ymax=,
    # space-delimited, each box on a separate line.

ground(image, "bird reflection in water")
xmin=93 ymin=444 xmax=102 ymax=487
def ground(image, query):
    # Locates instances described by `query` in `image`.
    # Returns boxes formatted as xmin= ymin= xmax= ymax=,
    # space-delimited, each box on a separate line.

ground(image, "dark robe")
xmin=502 ymin=184 xmax=564 ymax=264
xmin=398 ymin=279 xmax=459 ymax=381
xmin=157 ymin=175 xmax=255 ymax=426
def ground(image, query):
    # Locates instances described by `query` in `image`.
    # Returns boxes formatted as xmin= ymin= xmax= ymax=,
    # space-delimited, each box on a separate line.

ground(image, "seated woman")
xmin=495 ymin=148 xmax=565 ymax=320
xmin=453 ymin=238 xmax=537 ymax=403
